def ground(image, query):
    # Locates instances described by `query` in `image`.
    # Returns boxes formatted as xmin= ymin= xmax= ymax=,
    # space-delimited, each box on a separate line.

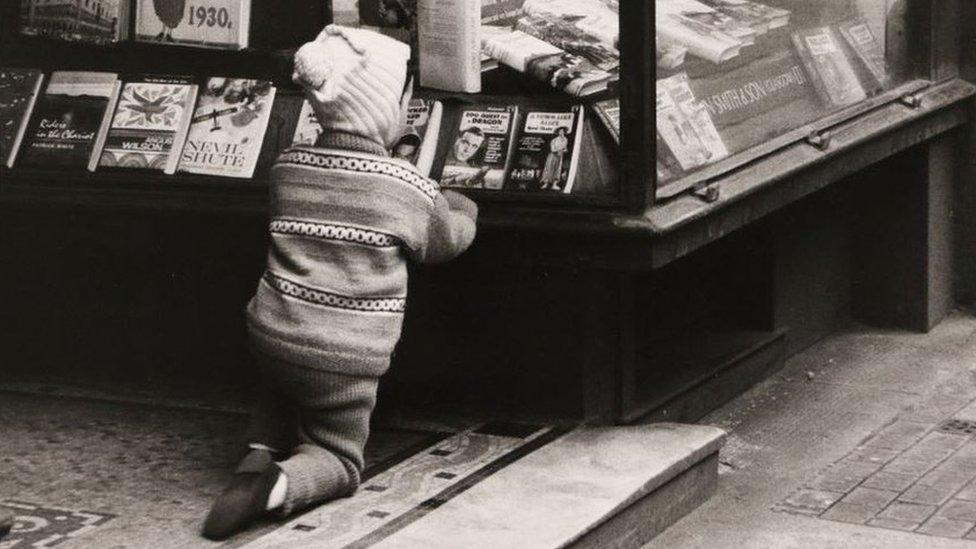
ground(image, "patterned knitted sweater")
xmin=247 ymin=132 xmax=478 ymax=377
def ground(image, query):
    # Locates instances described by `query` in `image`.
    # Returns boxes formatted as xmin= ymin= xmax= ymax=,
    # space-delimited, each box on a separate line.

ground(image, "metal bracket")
xmin=692 ymin=181 xmax=720 ymax=203
xmin=805 ymin=130 xmax=832 ymax=151
xmin=899 ymin=92 xmax=923 ymax=109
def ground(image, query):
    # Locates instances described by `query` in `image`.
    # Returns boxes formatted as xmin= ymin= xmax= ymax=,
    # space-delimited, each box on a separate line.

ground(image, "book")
xmin=656 ymin=73 xmax=728 ymax=171
xmin=698 ymin=0 xmax=789 ymax=32
xmin=655 ymin=12 xmax=743 ymax=64
xmin=0 ymin=68 xmax=45 ymax=168
xmin=591 ymin=98 xmax=620 ymax=144
xmin=482 ymin=26 xmax=612 ymax=97
xmin=417 ymin=0 xmax=481 ymax=93
xmin=391 ymin=98 xmax=443 ymax=177
xmin=134 ymin=0 xmax=251 ymax=50
xmin=520 ymin=0 xmax=619 ymax=50
xmin=98 ymin=75 xmax=199 ymax=174
xmin=836 ymin=18 xmax=890 ymax=95
xmin=514 ymin=15 xmax=620 ymax=73
xmin=791 ymin=26 xmax=867 ymax=108
xmin=508 ymin=105 xmax=585 ymax=193
xmin=657 ymin=0 xmax=756 ymax=46
xmin=291 ymin=99 xmax=322 ymax=147
xmin=482 ymin=0 xmax=526 ymax=26
xmin=359 ymin=0 xmax=417 ymax=43
xmin=178 ymin=77 xmax=276 ymax=178
xmin=439 ymin=105 xmax=518 ymax=190
xmin=20 ymin=0 xmax=130 ymax=44
xmin=17 ymin=71 xmax=120 ymax=170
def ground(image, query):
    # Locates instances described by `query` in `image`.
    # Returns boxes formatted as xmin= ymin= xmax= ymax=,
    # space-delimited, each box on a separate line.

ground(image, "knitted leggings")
xmin=246 ymin=352 xmax=379 ymax=515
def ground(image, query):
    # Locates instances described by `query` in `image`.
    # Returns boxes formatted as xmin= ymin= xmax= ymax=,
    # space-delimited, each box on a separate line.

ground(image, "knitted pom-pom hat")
xmin=293 ymin=25 xmax=411 ymax=148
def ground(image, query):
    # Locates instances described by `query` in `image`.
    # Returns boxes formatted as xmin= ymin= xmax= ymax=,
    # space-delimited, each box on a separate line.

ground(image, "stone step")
xmin=243 ymin=422 xmax=725 ymax=549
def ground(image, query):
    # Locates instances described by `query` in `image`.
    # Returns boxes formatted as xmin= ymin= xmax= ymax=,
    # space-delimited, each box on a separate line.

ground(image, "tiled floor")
xmin=647 ymin=310 xmax=976 ymax=548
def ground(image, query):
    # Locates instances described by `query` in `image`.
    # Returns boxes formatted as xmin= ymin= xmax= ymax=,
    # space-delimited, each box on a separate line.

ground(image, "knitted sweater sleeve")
xmin=411 ymin=189 xmax=478 ymax=264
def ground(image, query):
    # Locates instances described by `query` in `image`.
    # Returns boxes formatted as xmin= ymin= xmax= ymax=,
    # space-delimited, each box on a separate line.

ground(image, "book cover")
xmin=655 ymin=12 xmax=743 ymax=64
xmin=698 ymin=0 xmax=789 ymax=32
xmin=439 ymin=105 xmax=517 ymax=190
xmin=836 ymin=18 xmax=890 ymax=95
xmin=656 ymin=73 xmax=728 ymax=171
xmin=514 ymin=15 xmax=620 ymax=73
xmin=791 ymin=26 xmax=867 ymax=108
xmin=508 ymin=105 xmax=585 ymax=193
xmin=178 ymin=77 xmax=276 ymax=178
xmin=134 ymin=0 xmax=250 ymax=50
xmin=20 ymin=0 xmax=130 ymax=44
xmin=391 ymin=98 xmax=443 ymax=177
xmin=482 ymin=26 xmax=612 ymax=97
xmin=591 ymin=97 xmax=620 ymax=144
xmin=18 ymin=71 xmax=119 ymax=170
xmin=0 ymin=68 xmax=45 ymax=168
xmin=657 ymin=0 xmax=756 ymax=45
xmin=291 ymin=99 xmax=322 ymax=147
xmin=520 ymin=0 xmax=619 ymax=50
xmin=98 ymin=75 xmax=199 ymax=174
xmin=482 ymin=0 xmax=526 ymax=26
xmin=418 ymin=0 xmax=481 ymax=93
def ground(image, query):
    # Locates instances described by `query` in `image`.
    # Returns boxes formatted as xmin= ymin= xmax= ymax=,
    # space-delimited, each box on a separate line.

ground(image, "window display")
xmin=654 ymin=0 xmax=905 ymax=193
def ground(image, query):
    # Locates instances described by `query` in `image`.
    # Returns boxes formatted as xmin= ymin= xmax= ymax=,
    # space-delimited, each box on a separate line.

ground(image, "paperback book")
xmin=439 ymin=105 xmax=518 ymax=190
xmin=482 ymin=0 xmax=526 ymax=26
xmin=134 ymin=0 xmax=251 ymax=50
xmin=508 ymin=105 xmax=585 ymax=193
xmin=291 ymin=99 xmax=322 ymax=147
xmin=698 ymin=0 xmax=790 ymax=32
xmin=657 ymin=0 xmax=756 ymax=46
xmin=520 ymin=0 xmax=619 ymax=50
xmin=656 ymin=11 xmax=743 ymax=64
xmin=591 ymin=97 xmax=620 ymax=144
xmin=18 ymin=71 xmax=121 ymax=170
xmin=418 ymin=0 xmax=481 ymax=92
xmin=514 ymin=15 xmax=620 ymax=73
xmin=98 ymin=75 xmax=199 ymax=174
xmin=836 ymin=18 xmax=890 ymax=95
xmin=656 ymin=72 xmax=728 ymax=171
xmin=391 ymin=98 xmax=443 ymax=177
xmin=20 ymin=0 xmax=130 ymax=44
xmin=791 ymin=26 xmax=867 ymax=108
xmin=178 ymin=77 xmax=276 ymax=178
xmin=0 ymin=68 xmax=45 ymax=168
xmin=482 ymin=26 xmax=612 ymax=97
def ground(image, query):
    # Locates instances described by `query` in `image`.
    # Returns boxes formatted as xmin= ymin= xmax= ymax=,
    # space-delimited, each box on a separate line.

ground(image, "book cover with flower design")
xmin=98 ymin=76 xmax=199 ymax=174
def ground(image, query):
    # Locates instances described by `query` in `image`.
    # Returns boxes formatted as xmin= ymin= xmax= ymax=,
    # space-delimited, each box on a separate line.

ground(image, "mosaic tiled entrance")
xmin=776 ymin=393 xmax=976 ymax=539
xmin=0 ymin=500 xmax=113 ymax=548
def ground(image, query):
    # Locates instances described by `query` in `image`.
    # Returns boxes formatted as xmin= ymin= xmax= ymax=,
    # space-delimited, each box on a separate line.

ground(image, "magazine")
xmin=439 ymin=105 xmax=518 ymax=190
xmin=391 ymin=98 xmax=443 ymax=177
xmin=98 ymin=76 xmax=199 ymax=174
xmin=20 ymin=0 xmax=130 ymax=44
xmin=520 ymin=0 xmax=619 ymax=49
xmin=18 ymin=71 xmax=121 ymax=170
xmin=514 ymin=15 xmax=620 ymax=73
xmin=792 ymin=27 xmax=867 ymax=108
xmin=508 ymin=106 xmax=585 ymax=193
xmin=657 ymin=0 xmax=757 ymax=46
xmin=134 ymin=0 xmax=251 ymax=50
xmin=656 ymin=73 xmax=728 ymax=171
xmin=482 ymin=0 xmax=526 ymax=26
xmin=0 ymin=68 xmax=45 ymax=168
xmin=656 ymin=12 xmax=744 ymax=64
xmin=178 ymin=78 xmax=276 ymax=178
xmin=482 ymin=26 xmax=612 ymax=97
xmin=418 ymin=0 xmax=481 ymax=93
xmin=699 ymin=0 xmax=789 ymax=31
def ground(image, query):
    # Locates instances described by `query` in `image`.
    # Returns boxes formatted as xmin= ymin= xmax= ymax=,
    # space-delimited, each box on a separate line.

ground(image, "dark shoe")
xmin=0 ymin=508 xmax=13 ymax=539
xmin=202 ymin=449 xmax=282 ymax=541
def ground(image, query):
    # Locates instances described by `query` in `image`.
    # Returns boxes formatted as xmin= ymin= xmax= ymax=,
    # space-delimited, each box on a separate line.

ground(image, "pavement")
xmin=647 ymin=310 xmax=976 ymax=548
xmin=1 ymin=310 xmax=974 ymax=548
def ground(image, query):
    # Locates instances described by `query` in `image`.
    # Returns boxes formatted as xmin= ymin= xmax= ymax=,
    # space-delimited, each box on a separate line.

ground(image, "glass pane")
xmin=655 ymin=0 xmax=909 ymax=192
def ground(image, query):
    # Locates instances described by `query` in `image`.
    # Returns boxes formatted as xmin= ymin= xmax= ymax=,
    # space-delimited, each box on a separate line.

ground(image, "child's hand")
xmin=442 ymin=190 xmax=478 ymax=222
